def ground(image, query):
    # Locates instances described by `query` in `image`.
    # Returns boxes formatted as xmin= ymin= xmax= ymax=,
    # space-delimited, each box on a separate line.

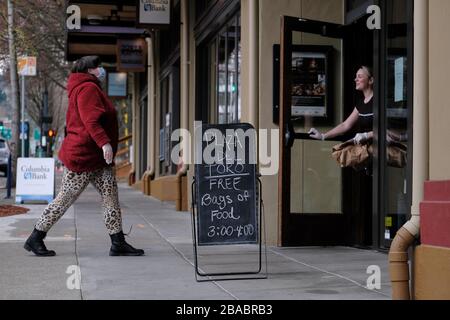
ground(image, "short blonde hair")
xmin=360 ymin=65 xmax=373 ymax=79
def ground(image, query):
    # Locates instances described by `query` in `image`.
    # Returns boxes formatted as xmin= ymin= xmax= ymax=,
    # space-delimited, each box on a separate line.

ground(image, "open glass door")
xmin=279 ymin=16 xmax=375 ymax=246
xmin=279 ymin=17 xmax=347 ymax=246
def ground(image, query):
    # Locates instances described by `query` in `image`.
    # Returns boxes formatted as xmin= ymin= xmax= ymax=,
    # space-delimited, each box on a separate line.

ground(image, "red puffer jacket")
xmin=58 ymin=73 xmax=118 ymax=173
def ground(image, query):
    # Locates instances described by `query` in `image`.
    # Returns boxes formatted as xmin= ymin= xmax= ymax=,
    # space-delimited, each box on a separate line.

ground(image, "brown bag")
xmin=387 ymin=142 xmax=407 ymax=168
xmin=332 ymin=140 xmax=372 ymax=169
xmin=332 ymin=140 xmax=407 ymax=169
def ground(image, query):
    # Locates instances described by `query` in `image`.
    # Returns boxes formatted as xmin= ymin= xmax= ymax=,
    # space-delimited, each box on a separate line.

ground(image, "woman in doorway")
xmin=24 ymin=56 xmax=144 ymax=257
xmin=309 ymin=65 xmax=374 ymax=144
xmin=309 ymin=65 xmax=374 ymax=246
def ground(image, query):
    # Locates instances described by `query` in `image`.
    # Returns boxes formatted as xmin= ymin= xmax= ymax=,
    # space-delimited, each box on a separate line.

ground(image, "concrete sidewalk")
xmin=0 ymin=179 xmax=391 ymax=300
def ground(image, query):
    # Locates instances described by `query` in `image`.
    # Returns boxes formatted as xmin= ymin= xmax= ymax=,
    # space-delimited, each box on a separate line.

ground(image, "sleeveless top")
xmin=355 ymin=96 xmax=373 ymax=133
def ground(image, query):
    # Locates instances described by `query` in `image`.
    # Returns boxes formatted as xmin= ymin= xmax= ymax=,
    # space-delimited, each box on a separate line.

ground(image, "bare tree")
xmin=1 ymin=0 xmax=70 ymax=165
xmin=13 ymin=0 xmax=70 ymax=138
xmin=6 ymin=0 xmax=20 ymax=186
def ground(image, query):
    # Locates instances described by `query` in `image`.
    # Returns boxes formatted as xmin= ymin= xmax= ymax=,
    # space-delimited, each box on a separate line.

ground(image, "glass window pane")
xmin=237 ymin=15 xmax=241 ymax=122
xmin=113 ymin=95 xmax=132 ymax=167
xmin=208 ymin=40 xmax=217 ymax=123
xmin=226 ymin=18 xmax=237 ymax=123
xmin=290 ymin=140 xmax=343 ymax=214
xmin=217 ymin=29 xmax=227 ymax=124
xmin=289 ymin=31 xmax=344 ymax=214
xmin=384 ymin=0 xmax=410 ymax=241
xmin=205 ymin=12 xmax=241 ymax=125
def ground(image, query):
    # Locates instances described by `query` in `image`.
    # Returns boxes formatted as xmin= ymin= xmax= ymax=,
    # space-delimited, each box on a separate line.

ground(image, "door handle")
xmin=285 ymin=123 xmax=295 ymax=148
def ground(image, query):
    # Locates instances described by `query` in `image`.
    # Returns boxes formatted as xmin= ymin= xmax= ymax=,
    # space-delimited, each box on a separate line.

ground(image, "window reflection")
xmin=384 ymin=0 xmax=411 ymax=242
xmin=208 ymin=14 xmax=241 ymax=124
xmin=217 ymin=30 xmax=227 ymax=124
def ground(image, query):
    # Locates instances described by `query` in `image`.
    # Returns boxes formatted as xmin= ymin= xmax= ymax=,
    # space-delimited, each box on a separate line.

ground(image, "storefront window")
xmin=217 ymin=29 xmax=227 ymax=124
xmin=110 ymin=73 xmax=133 ymax=169
xmin=159 ymin=2 xmax=181 ymax=176
xmin=383 ymin=0 xmax=412 ymax=245
xmin=207 ymin=13 xmax=241 ymax=124
xmin=159 ymin=64 xmax=180 ymax=176
xmin=140 ymin=97 xmax=148 ymax=178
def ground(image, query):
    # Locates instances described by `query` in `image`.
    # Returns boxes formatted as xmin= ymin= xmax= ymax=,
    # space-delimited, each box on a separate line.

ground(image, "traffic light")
xmin=47 ymin=129 xmax=56 ymax=137
xmin=45 ymin=129 xmax=57 ymax=157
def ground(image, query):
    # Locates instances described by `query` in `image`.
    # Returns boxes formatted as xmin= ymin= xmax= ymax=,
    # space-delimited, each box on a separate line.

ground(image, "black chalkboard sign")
xmin=195 ymin=123 xmax=258 ymax=246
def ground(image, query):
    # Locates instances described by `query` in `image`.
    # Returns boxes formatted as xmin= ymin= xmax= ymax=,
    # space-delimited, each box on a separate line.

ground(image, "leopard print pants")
xmin=35 ymin=166 xmax=123 ymax=235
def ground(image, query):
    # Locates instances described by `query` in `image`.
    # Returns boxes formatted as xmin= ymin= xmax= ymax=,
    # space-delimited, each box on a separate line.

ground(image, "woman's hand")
xmin=102 ymin=143 xmax=113 ymax=164
xmin=353 ymin=132 xmax=369 ymax=145
xmin=309 ymin=128 xmax=324 ymax=140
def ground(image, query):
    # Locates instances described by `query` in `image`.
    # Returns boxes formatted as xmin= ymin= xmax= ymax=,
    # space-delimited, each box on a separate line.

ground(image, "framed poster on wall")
xmin=273 ymin=44 xmax=334 ymax=124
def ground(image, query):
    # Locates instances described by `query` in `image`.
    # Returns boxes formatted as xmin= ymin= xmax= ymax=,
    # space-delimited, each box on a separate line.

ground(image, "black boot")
xmin=24 ymin=228 xmax=56 ymax=257
xmin=109 ymin=231 xmax=144 ymax=256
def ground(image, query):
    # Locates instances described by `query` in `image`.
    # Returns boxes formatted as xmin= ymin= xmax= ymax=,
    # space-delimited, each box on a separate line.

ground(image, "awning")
xmin=66 ymin=1 xmax=147 ymax=62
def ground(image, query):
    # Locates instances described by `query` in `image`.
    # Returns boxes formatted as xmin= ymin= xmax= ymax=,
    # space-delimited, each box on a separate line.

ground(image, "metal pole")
xmin=21 ymin=75 xmax=25 ymax=158
xmin=7 ymin=0 xmax=20 ymax=186
xmin=6 ymin=154 xmax=11 ymax=199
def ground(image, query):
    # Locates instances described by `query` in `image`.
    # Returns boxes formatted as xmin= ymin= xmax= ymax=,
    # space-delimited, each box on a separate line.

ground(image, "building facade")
xmin=66 ymin=0 xmax=449 ymax=299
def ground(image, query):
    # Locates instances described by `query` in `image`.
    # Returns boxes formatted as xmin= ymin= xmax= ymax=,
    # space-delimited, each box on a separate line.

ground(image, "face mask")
xmin=96 ymin=67 xmax=106 ymax=82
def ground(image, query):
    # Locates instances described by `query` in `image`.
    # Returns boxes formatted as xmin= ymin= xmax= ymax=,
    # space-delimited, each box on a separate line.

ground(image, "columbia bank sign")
xmin=15 ymin=158 xmax=55 ymax=204
xmin=21 ymin=165 xmax=51 ymax=180
xmin=142 ymin=0 xmax=169 ymax=12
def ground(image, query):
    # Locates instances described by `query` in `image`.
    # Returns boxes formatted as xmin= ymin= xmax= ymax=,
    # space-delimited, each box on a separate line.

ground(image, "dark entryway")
xmin=343 ymin=16 xmax=374 ymax=248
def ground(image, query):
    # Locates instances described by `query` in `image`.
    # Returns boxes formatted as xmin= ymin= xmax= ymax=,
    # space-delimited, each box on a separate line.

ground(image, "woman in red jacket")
xmin=24 ymin=56 xmax=144 ymax=257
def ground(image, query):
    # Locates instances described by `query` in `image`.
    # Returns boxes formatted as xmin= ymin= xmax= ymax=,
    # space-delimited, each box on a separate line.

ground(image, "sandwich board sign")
xmin=15 ymin=158 xmax=55 ymax=204
xmin=191 ymin=123 xmax=266 ymax=281
xmin=195 ymin=123 xmax=258 ymax=246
